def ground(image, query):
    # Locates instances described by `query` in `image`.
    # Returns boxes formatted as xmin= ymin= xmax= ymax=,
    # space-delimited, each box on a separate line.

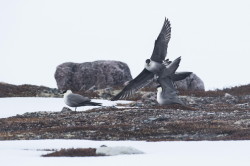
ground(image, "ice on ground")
xmin=0 ymin=97 xmax=132 ymax=118
xmin=0 ymin=139 xmax=250 ymax=166
xmin=96 ymin=146 xmax=144 ymax=156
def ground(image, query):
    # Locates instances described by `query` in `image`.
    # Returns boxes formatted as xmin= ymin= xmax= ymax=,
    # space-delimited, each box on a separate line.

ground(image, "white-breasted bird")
xmin=63 ymin=90 xmax=102 ymax=111
xmin=111 ymin=18 xmax=191 ymax=101
xmin=111 ymin=18 xmax=171 ymax=101
xmin=156 ymin=57 xmax=191 ymax=105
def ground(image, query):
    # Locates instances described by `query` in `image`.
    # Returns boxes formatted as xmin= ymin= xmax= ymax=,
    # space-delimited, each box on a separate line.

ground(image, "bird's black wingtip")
xmin=92 ymin=102 xmax=103 ymax=106
xmin=164 ymin=17 xmax=170 ymax=24
xmin=111 ymin=94 xmax=121 ymax=101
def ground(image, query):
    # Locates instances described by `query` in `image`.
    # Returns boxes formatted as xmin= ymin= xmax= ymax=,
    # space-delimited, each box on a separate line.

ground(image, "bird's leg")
xmin=153 ymin=74 xmax=159 ymax=82
xmin=162 ymin=59 xmax=172 ymax=66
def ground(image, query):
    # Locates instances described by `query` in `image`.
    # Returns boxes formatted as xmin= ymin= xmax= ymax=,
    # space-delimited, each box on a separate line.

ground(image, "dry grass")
xmin=42 ymin=148 xmax=104 ymax=157
xmin=113 ymin=84 xmax=250 ymax=99
xmin=1 ymin=83 xmax=250 ymax=141
xmin=0 ymin=83 xmax=59 ymax=97
xmin=179 ymin=84 xmax=250 ymax=97
xmin=147 ymin=104 xmax=197 ymax=111
xmin=179 ymin=90 xmax=224 ymax=97
xmin=219 ymin=84 xmax=250 ymax=96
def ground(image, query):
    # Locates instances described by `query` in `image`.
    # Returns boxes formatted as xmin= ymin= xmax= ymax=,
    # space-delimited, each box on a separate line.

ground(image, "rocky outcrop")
xmin=0 ymin=82 xmax=61 ymax=97
xmin=1 ymin=93 xmax=250 ymax=141
xmin=1 ymin=84 xmax=250 ymax=141
xmin=175 ymin=73 xmax=205 ymax=91
xmin=54 ymin=60 xmax=132 ymax=91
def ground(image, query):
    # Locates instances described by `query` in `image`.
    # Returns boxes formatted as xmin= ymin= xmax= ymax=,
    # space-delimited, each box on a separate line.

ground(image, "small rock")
xmin=183 ymin=96 xmax=197 ymax=105
xmin=148 ymin=117 xmax=158 ymax=121
xmin=97 ymin=88 xmax=114 ymax=99
xmin=130 ymin=101 xmax=144 ymax=107
xmin=61 ymin=107 xmax=73 ymax=113
xmin=225 ymin=93 xmax=233 ymax=98
xmin=234 ymin=119 xmax=250 ymax=127
xmin=141 ymin=92 xmax=156 ymax=101
xmin=235 ymin=103 xmax=249 ymax=108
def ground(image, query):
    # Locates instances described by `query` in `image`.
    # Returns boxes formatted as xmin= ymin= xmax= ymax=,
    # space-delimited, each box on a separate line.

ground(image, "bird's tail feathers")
xmin=172 ymin=72 xmax=192 ymax=81
xmin=84 ymin=101 xmax=102 ymax=106
xmin=166 ymin=56 xmax=181 ymax=74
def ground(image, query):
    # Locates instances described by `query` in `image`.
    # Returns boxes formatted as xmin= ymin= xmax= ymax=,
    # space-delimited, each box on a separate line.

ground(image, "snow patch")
xmin=0 ymin=97 xmax=132 ymax=118
xmin=96 ymin=146 xmax=144 ymax=156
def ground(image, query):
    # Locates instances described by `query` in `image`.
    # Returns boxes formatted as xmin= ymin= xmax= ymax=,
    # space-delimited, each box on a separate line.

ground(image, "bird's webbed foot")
xmin=153 ymin=74 xmax=159 ymax=82
xmin=162 ymin=59 xmax=172 ymax=66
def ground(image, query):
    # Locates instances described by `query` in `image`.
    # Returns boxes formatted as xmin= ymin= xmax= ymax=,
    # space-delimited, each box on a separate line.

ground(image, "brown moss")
xmin=219 ymin=84 xmax=250 ymax=96
xmin=42 ymin=148 xmax=103 ymax=157
xmin=147 ymin=104 xmax=197 ymax=111
xmin=179 ymin=84 xmax=250 ymax=97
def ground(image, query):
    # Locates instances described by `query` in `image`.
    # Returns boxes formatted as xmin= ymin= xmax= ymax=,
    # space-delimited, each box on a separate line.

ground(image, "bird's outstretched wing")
xmin=160 ymin=56 xmax=181 ymax=78
xmin=150 ymin=18 xmax=171 ymax=63
xmin=111 ymin=69 xmax=154 ymax=101
xmin=67 ymin=93 xmax=90 ymax=107
xmin=171 ymin=72 xmax=192 ymax=81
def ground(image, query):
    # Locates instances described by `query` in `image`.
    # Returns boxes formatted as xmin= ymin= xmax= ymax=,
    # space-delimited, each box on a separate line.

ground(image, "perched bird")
xmin=111 ymin=18 xmax=171 ymax=101
xmin=156 ymin=57 xmax=192 ymax=105
xmin=63 ymin=90 xmax=102 ymax=111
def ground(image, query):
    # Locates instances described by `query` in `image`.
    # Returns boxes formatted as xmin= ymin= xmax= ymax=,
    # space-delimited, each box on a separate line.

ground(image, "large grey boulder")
xmin=54 ymin=60 xmax=132 ymax=91
xmin=144 ymin=73 xmax=205 ymax=91
xmin=175 ymin=73 xmax=205 ymax=91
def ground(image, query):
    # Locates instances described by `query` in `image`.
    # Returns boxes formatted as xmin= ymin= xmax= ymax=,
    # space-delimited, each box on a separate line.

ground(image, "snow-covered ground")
xmin=0 ymin=97 xmax=131 ymax=118
xmin=1 ymin=139 xmax=250 ymax=166
xmin=1 ymin=97 xmax=250 ymax=166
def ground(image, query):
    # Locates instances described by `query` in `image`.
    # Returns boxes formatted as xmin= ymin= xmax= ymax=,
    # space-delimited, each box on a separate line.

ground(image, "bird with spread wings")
xmin=111 ymin=18 xmax=171 ymax=101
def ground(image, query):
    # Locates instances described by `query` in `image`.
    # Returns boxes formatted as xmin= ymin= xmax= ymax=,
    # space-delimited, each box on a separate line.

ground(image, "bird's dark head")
xmin=145 ymin=59 xmax=151 ymax=64
xmin=60 ymin=89 xmax=69 ymax=94
xmin=156 ymin=84 xmax=162 ymax=92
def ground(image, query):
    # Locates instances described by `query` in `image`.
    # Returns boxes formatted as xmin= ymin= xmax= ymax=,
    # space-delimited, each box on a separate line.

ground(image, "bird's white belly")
xmin=145 ymin=60 xmax=162 ymax=73
xmin=157 ymin=89 xmax=165 ymax=105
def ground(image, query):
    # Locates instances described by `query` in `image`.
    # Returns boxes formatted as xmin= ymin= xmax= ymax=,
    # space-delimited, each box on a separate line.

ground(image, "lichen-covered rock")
xmin=175 ymin=73 xmax=205 ymax=91
xmin=54 ymin=60 xmax=132 ymax=91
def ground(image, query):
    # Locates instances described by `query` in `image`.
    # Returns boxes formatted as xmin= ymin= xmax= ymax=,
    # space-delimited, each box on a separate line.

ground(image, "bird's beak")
xmin=60 ymin=90 xmax=67 ymax=94
xmin=145 ymin=59 xmax=151 ymax=65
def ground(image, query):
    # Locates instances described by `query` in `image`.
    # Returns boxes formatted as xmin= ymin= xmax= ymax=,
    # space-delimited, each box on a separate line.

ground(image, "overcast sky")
xmin=1 ymin=0 xmax=250 ymax=90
